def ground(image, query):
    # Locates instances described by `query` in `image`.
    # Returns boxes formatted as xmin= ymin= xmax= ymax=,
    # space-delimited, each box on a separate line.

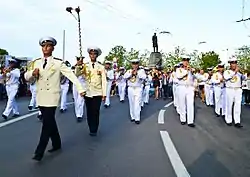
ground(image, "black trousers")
xmin=162 ymin=84 xmax=168 ymax=98
xmin=85 ymin=96 xmax=102 ymax=133
xmin=245 ymin=90 xmax=250 ymax=104
xmin=35 ymin=106 xmax=61 ymax=155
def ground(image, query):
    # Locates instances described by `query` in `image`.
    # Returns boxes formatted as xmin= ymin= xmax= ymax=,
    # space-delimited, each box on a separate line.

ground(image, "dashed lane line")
xmin=0 ymin=102 xmax=74 ymax=128
xmin=164 ymin=101 xmax=173 ymax=108
xmin=158 ymin=101 xmax=173 ymax=124
xmin=160 ymin=131 xmax=190 ymax=177
xmin=158 ymin=110 xmax=165 ymax=124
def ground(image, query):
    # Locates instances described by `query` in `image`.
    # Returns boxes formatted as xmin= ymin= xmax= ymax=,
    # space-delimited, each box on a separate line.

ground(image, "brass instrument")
xmin=230 ymin=75 xmax=238 ymax=83
xmin=129 ymin=69 xmax=137 ymax=83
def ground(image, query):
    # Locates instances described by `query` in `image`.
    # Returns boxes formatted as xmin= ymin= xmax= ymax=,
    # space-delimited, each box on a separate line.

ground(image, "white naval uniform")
xmin=1 ymin=68 xmax=20 ymax=117
xmin=140 ymin=76 xmax=145 ymax=107
xmin=223 ymin=70 xmax=246 ymax=124
xmin=117 ymin=72 xmax=126 ymax=101
xmin=73 ymin=73 xmax=86 ymax=118
xmin=211 ymin=72 xmax=226 ymax=116
xmin=204 ymin=74 xmax=214 ymax=106
xmin=169 ymin=72 xmax=179 ymax=113
xmin=29 ymin=81 xmax=37 ymax=108
xmin=105 ymin=69 xmax=114 ymax=106
xmin=143 ymin=74 xmax=152 ymax=104
xmin=124 ymin=69 xmax=146 ymax=121
xmin=176 ymin=68 xmax=195 ymax=124
xmin=196 ymin=73 xmax=206 ymax=88
xmin=60 ymin=77 xmax=69 ymax=110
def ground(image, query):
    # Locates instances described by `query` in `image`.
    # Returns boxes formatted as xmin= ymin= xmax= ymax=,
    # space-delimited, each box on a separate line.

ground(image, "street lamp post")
xmin=66 ymin=6 xmax=83 ymax=58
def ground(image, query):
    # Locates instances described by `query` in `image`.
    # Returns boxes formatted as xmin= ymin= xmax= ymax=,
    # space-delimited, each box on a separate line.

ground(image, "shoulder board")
xmin=54 ymin=57 xmax=63 ymax=61
xmin=33 ymin=58 xmax=41 ymax=62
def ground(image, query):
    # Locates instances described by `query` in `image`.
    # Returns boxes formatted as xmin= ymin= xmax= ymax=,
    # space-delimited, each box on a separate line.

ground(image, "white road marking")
xmin=164 ymin=101 xmax=173 ymax=108
xmin=160 ymin=131 xmax=190 ymax=177
xmin=0 ymin=102 xmax=74 ymax=128
xmin=158 ymin=110 xmax=165 ymax=124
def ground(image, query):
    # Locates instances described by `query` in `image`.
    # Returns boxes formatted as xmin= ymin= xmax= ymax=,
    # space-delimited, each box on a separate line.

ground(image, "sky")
xmin=0 ymin=0 xmax=250 ymax=64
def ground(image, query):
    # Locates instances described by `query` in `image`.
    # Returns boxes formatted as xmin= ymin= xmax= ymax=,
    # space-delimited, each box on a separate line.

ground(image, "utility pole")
xmin=62 ymin=30 xmax=65 ymax=61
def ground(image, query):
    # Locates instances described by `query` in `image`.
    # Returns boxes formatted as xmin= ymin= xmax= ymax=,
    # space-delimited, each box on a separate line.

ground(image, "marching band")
xmin=0 ymin=36 xmax=249 ymax=162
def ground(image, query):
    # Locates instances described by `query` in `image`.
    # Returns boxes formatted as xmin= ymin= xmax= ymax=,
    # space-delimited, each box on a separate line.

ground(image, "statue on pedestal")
xmin=152 ymin=33 xmax=158 ymax=53
xmin=148 ymin=33 xmax=162 ymax=69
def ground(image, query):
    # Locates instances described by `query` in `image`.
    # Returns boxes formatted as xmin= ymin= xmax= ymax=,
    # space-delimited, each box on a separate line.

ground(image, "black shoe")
xmin=188 ymin=124 xmax=195 ymax=127
xmin=131 ymin=119 xmax=135 ymax=122
xmin=135 ymin=121 xmax=140 ymax=124
xmin=181 ymin=122 xmax=186 ymax=125
xmin=104 ymin=105 xmax=108 ymax=108
xmin=12 ymin=114 xmax=19 ymax=118
xmin=48 ymin=147 xmax=61 ymax=153
xmin=37 ymin=114 xmax=42 ymax=121
xmin=215 ymin=113 xmax=220 ymax=117
xmin=2 ymin=114 xmax=7 ymax=120
xmin=60 ymin=109 xmax=64 ymax=113
xmin=226 ymin=123 xmax=232 ymax=126
xmin=77 ymin=117 xmax=83 ymax=122
xmin=28 ymin=106 xmax=33 ymax=111
xmin=235 ymin=123 xmax=243 ymax=128
xmin=32 ymin=154 xmax=43 ymax=161
xmin=120 ymin=100 xmax=124 ymax=103
xmin=89 ymin=132 xmax=97 ymax=136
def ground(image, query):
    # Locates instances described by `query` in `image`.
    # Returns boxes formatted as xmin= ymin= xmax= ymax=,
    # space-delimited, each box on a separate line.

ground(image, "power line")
xmin=83 ymin=0 xmax=157 ymax=30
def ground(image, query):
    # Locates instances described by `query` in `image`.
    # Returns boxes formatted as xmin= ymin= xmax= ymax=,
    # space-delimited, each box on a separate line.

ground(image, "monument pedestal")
xmin=148 ymin=52 xmax=162 ymax=69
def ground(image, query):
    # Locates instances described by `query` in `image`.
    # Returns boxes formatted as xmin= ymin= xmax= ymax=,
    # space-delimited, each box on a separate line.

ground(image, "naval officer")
xmin=124 ymin=59 xmax=146 ymax=124
xmin=84 ymin=47 xmax=107 ymax=136
xmin=24 ymin=37 xmax=86 ymax=161
xmin=1 ymin=57 xmax=20 ymax=120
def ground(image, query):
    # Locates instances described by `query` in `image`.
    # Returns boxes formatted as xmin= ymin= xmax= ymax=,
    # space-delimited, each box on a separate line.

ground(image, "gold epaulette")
xmin=27 ymin=58 xmax=41 ymax=71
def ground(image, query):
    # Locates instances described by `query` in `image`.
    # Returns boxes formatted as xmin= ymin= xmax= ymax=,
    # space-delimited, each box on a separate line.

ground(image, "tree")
xmin=162 ymin=46 xmax=186 ymax=69
xmin=235 ymin=45 xmax=250 ymax=72
xmin=104 ymin=45 xmax=127 ymax=67
xmin=200 ymin=51 xmax=220 ymax=71
xmin=124 ymin=48 xmax=140 ymax=69
xmin=188 ymin=50 xmax=201 ymax=68
xmin=0 ymin=48 xmax=8 ymax=55
xmin=139 ymin=49 xmax=150 ymax=66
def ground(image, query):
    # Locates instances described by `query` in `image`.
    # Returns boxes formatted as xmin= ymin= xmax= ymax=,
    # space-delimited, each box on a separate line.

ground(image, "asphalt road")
xmin=0 ymin=95 xmax=249 ymax=177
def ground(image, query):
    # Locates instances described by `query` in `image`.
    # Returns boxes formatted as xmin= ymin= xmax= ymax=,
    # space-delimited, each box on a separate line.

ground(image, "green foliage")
xmin=104 ymin=45 xmax=127 ymax=67
xmin=235 ymin=45 xmax=250 ymax=73
xmin=200 ymin=51 xmax=220 ymax=71
xmin=0 ymin=48 xmax=8 ymax=55
xmin=162 ymin=46 xmax=185 ymax=69
xmin=189 ymin=50 xmax=201 ymax=69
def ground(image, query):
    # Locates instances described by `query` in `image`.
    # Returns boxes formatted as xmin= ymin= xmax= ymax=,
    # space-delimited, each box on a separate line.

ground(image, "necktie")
xmin=92 ymin=63 xmax=95 ymax=69
xmin=43 ymin=58 xmax=47 ymax=69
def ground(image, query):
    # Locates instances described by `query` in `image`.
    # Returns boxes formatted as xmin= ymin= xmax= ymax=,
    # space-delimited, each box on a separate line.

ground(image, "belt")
xmin=226 ymin=87 xmax=241 ymax=90
xmin=179 ymin=84 xmax=193 ymax=87
xmin=128 ymin=86 xmax=141 ymax=88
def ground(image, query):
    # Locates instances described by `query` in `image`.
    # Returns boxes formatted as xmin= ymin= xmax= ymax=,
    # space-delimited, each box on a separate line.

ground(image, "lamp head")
xmin=75 ymin=7 xmax=80 ymax=13
xmin=66 ymin=7 xmax=73 ymax=13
